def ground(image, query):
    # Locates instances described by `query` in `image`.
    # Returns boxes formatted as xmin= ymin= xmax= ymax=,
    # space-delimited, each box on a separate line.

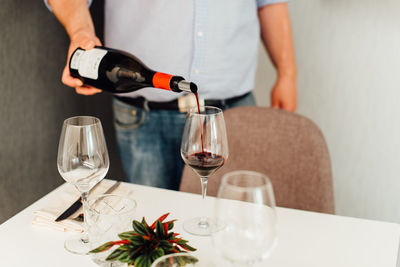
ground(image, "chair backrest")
xmin=180 ymin=106 xmax=334 ymax=214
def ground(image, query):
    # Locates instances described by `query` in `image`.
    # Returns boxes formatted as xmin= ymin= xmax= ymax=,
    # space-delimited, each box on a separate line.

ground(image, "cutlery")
xmin=55 ymin=181 xmax=121 ymax=222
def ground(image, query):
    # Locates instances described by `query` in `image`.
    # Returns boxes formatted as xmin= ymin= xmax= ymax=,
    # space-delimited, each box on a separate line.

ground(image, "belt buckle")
xmin=177 ymin=94 xmax=205 ymax=112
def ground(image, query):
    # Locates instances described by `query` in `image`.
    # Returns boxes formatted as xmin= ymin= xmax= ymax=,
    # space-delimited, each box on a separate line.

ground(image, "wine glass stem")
xmin=200 ymin=176 xmax=208 ymax=200
xmin=81 ymin=191 xmax=89 ymax=243
xmin=199 ymin=176 xmax=209 ymax=228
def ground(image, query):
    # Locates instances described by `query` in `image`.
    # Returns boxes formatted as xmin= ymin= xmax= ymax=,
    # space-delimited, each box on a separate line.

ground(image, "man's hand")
xmin=62 ymin=31 xmax=103 ymax=95
xmin=259 ymin=3 xmax=297 ymax=112
xmin=271 ymin=76 xmax=297 ymax=112
xmin=47 ymin=0 xmax=102 ymax=95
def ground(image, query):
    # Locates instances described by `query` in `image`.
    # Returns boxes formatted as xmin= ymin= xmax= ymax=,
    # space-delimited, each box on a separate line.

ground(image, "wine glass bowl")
xmin=57 ymin=116 xmax=110 ymax=254
xmin=58 ymin=116 xmax=109 ymax=192
xmin=180 ymin=106 xmax=229 ymax=236
xmin=212 ymin=171 xmax=277 ymax=266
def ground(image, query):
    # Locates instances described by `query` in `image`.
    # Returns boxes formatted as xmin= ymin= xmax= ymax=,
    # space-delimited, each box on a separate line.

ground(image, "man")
xmin=46 ymin=0 xmax=297 ymax=190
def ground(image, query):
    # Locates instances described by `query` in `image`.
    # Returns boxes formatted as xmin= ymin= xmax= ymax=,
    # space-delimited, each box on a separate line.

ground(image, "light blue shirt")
xmin=46 ymin=0 xmax=287 ymax=102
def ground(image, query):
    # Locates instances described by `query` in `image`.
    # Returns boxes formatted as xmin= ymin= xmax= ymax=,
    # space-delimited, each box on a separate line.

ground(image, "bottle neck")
xmin=153 ymin=72 xmax=197 ymax=93
xmin=174 ymin=80 xmax=198 ymax=93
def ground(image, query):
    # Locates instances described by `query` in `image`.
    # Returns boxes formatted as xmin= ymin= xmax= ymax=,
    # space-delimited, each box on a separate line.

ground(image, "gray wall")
xmin=0 ymin=0 xmax=124 ymax=223
xmin=255 ymin=0 xmax=400 ymax=223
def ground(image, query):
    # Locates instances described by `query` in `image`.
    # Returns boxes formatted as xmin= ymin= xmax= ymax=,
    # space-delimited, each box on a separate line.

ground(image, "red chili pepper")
xmin=178 ymin=243 xmax=190 ymax=251
xmin=169 ymin=238 xmax=182 ymax=244
xmin=150 ymin=213 xmax=170 ymax=229
xmin=163 ymin=223 xmax=168 ymax=235
xmin=112 ymin=240 xmax=130 ymax=245
xmin=142 ymin=235 xmax=151 ymax=241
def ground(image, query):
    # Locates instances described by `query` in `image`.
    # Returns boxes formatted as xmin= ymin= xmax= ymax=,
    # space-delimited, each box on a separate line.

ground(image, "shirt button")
xmin=197 ymin=32 xmax=203 ymax=37
xmin=194 ymin=69 xmax=199 ymax=74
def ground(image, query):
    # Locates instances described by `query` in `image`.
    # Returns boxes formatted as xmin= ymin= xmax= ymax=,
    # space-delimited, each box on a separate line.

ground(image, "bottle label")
xmin=70 ymin=48 xmax=107 ymax=80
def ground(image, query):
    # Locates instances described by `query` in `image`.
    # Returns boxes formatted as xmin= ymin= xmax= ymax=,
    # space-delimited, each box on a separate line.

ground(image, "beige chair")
xmin=180 ymin=106 xmax=334 ymax=214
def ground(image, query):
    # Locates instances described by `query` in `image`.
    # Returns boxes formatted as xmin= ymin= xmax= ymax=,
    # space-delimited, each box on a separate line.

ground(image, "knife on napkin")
xmin=55 ymin=181 xmax=121 ymax=222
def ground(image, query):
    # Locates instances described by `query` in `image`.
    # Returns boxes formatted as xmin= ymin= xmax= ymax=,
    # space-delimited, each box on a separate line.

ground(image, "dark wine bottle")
xmin=69 ymin=46 xmax=197 ymax=94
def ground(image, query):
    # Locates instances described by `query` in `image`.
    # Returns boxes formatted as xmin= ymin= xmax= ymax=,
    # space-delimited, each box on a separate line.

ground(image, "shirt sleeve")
xmin=44 ymin=0 xmax=93 ymax=12
xmin=257 ymin=0 xmax=288 ymax=8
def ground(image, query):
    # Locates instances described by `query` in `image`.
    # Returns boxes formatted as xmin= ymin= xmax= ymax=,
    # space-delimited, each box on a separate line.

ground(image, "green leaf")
xmin=141 ymin=218 xmax=156 ymax=235
xmin=158 ymin=240 xmax=173 ymax=250
xmin=116 ymin=244 xmax=131 ymax=251
xmin=155 ymin=221 xmax=165 ymax=239
xmin=134 ymin=254 xmax=149 ymax=267
xmin=130 ymin=246 xmax=143 ymax=258
xmin=177 ymin=242 xmax=197 ymax=252
xmin=143 ymin=255 xmax=152 ymax=267
xmin=132 ymin=220 xmax=148 ymax=235
xmin=89 ymin=241 xmax=114 ymax=253
xmin=141 ymin=217 xmax=148 ymax=226
xmin=106 ymin=248 xmax=125 ymax=261
xmin=118 ymin=231 xmax=136 ymax=240
xmin=150 ymin=247 xmax=165 ymax=261
xmin=167 ymin=222 xmax=174 ymax=230
xmin=116 ymin=250 xmax=132 ymax=262
xmin=177 ymin=239 xmax=188 ymax=245
xmin=145 ymin=226 xmax=155 ymax=236
xmin=129 ymin=235 xmax=145 ymax=246
xmin=119 ymin=256 xmax=132 ymax=263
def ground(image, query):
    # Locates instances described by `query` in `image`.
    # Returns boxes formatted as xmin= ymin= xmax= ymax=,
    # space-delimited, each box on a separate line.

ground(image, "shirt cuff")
xmin=257 ymin=0 xmax=288 ymax=8
xmin=44 ymin=0 xmax=93 ymax=12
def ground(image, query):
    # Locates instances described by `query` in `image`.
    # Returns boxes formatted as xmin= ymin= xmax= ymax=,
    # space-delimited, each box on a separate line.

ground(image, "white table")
xmin=0 ymin=181 xmax=399 ymax=267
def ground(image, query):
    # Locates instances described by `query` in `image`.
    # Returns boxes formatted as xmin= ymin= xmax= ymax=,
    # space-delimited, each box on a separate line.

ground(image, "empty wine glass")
xmin=212 ymin=171 xmax=277 ymax=266
xmin=181 ymin=106 xmax=229 ymax=236
xmin=57 ymin=116 xmax=110 ymax=254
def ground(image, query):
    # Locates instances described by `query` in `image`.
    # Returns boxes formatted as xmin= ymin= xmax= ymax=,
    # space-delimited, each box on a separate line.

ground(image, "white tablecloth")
xmin=0 ymin=180 xmax=399 ymax=266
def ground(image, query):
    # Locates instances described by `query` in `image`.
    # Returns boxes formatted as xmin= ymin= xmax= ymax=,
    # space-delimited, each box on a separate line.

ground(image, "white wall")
xmin=254 ymin=0 xmax=400 ymax=223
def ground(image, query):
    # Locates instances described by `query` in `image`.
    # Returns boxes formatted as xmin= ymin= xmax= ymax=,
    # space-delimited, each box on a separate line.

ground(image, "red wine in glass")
xmin=184 ymin=152 xmax=225 ymax=177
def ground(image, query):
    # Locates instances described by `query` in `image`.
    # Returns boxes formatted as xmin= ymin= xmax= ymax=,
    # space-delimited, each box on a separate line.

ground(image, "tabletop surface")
xmin=0 ymin=180 xmax=399 ymax=267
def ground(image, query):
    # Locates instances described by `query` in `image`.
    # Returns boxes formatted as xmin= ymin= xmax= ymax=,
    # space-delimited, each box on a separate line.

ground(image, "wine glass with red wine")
xmin=181 ymin=106 xmax=228 ymax=236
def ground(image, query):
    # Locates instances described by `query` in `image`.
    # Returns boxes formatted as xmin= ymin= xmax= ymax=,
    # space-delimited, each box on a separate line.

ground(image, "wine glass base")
xmin=64 ymin=237 xmax=90 ymax=255
xmin=183 ymin=217 xmax=222 ymax=236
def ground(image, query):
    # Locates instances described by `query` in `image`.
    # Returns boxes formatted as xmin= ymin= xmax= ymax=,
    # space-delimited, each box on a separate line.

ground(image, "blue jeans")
xmin=113 ymin=92 xmax=256 ymax=190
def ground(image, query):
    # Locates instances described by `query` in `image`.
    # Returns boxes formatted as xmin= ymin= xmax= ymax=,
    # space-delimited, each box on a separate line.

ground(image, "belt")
xmin=115 ymin=92 xmax=250 ymax=112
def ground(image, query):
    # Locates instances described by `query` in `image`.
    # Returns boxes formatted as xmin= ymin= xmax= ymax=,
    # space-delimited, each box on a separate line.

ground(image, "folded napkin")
xmin=32 ymin=179 xmax=133 ymax=233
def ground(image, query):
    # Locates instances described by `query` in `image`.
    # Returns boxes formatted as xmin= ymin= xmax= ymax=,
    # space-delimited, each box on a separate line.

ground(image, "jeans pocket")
xmin=113 ymin=100 xmax=146 ymax=131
